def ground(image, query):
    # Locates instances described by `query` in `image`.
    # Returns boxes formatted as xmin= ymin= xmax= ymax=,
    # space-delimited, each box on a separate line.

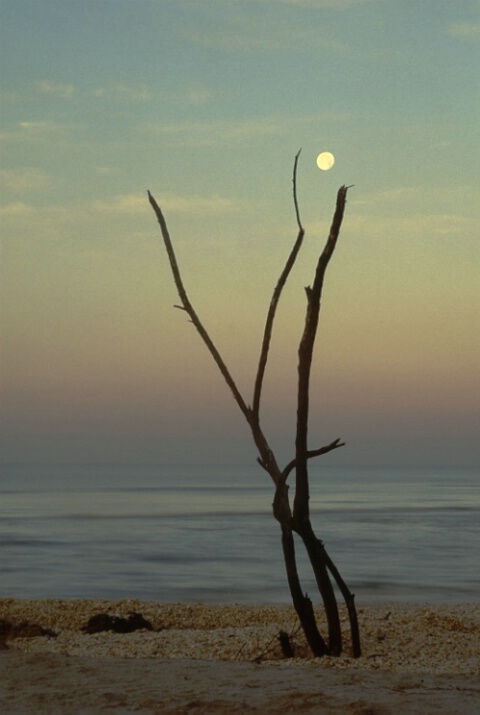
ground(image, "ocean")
xmin=1 ymin=463 xmax=478 ymax=605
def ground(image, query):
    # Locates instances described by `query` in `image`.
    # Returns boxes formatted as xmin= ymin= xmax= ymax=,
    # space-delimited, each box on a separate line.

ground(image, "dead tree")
xmin=148 ymin=151 xmax=361 ymax=657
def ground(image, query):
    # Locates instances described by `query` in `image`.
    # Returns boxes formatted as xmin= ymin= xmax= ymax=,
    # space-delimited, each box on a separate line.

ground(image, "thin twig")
xmin=252 ymin=150 xmax=306 ymax=418
xmin=281 ymin=438 xmax=345 ymax=482
xmin=292 ymin=149 xmax=303 ymax=232
xmin=148 ymin=190 xmax=251 ymax=420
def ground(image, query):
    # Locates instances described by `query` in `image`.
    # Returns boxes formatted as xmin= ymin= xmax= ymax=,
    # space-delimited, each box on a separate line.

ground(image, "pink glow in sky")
xmin=1 ymin=1 xmax=479 ymax=467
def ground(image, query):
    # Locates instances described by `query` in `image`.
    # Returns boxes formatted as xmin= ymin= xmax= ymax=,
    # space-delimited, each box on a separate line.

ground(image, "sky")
xmin=1 ymin=0 xmax=479 ymax=469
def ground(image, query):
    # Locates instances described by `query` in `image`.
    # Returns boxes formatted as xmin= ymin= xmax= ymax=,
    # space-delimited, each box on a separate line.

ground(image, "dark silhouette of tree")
xmin=148 ymin=152 xmax=361 ymax=657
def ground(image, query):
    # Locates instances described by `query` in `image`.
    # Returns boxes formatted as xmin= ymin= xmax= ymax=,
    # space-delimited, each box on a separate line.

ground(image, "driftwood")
xmin=0 ymin=619 xmax=57 ymax=646
xmin=148 ymin=152 xmax=361 ymax=657
xmin=278 ymin=630 xmax=295 ymax=659
xmin=81 ymin=612 xmax=153 ymax=634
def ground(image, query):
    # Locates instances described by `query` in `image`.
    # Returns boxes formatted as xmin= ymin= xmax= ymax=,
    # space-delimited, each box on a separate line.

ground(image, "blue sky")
xmin=1 ymin=0 xmax=479 ymax=467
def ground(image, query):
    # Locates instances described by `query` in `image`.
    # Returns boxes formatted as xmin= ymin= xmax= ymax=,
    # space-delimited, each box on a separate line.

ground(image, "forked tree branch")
xmin=281 ymin=437 xmax=345 ymax=482
xmin=148 ymin=162 xmax=359 ymax=659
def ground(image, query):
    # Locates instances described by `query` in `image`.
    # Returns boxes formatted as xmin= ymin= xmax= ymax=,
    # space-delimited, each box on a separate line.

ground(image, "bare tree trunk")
xmin=273 ymin=481 xmax=328 ymax=656
xmin=291 ymin=185 xmax=349 ymax=656
xmin=147 ymin=152 xmax=361 ymax=658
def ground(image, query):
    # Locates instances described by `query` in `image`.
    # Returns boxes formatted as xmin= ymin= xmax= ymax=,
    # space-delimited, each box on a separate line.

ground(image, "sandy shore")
xmin=1 ymin=600 xmax=479 ymax=714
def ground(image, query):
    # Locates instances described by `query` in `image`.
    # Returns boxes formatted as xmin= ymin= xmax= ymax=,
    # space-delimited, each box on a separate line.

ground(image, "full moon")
xmin=316 ymin=152 xmax=335 ymax=171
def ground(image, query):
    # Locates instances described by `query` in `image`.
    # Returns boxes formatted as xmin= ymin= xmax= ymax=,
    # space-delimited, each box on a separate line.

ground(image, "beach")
xmin=1 ymin=600 xmax=478 ymax=714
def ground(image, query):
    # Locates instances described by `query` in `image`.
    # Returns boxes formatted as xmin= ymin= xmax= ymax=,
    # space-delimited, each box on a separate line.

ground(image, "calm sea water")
xmin=1 ymin=463 xmax=478 ymax=605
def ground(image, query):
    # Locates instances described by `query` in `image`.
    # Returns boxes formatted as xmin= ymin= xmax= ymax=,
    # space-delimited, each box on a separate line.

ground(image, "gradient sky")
xmin=1 ymin=0 xmax=479 ymax=468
